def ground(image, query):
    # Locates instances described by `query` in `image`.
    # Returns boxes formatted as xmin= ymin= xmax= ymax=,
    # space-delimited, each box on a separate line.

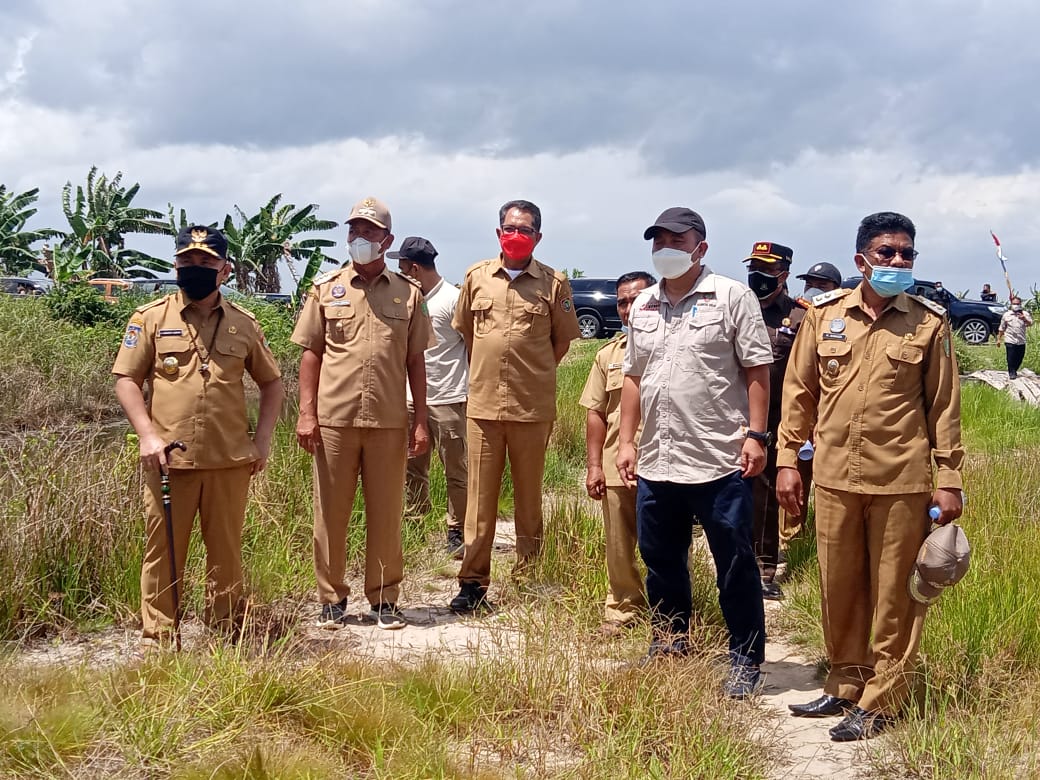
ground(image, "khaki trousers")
xmin=815 ymin=486 xmax=931 ymax=715
xmin=313 ymin=426 xmax=407 ymax=607
xmin=140 ymin=465 xmax=252 ymax=640
xmin=458 ymin=418 xmax=553 ymax=587
xmin=406 ymin=401 xmax=468 ymax=529
xmin=602 ymin=485 xmax=646 ymax=623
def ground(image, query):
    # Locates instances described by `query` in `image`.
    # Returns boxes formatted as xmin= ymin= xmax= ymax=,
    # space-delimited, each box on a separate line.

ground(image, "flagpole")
xmin=990 ymin=230 xmax=1014 ymax=299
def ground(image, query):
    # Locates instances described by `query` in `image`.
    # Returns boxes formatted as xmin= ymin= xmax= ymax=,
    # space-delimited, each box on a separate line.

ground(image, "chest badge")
xmin=331 ymin=284 xmax=346 ymax=299
xmin=829 ymin=318 xmax=846 ymax=334
xmin=826 ymin=358 xmax=839 ymax=375
xmin=393 ymin=297 xmax=402 ymax=304
xmin=162 ymin=356 xmax=179 ymax=375
xmin=228 ymin=325 xmax=237 ymax=335
xmin=904 ymin=332 xmax=914 ymax=341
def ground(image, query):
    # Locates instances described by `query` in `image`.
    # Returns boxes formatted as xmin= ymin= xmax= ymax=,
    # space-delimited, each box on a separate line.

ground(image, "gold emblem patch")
xmin=191 ymin=228 xmax=207 ymax=243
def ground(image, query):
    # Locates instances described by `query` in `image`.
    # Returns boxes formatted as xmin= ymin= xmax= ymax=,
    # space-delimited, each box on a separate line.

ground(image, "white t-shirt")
xmin=407 ymin=278 xmax=469 ymax=406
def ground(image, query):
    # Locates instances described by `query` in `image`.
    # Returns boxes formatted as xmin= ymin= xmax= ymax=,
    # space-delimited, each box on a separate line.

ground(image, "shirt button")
xmin=857 ymin=385 xmax=864 ymax=391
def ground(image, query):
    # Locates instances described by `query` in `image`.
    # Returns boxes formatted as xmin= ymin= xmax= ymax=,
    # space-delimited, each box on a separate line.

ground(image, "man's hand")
xmin=740 ymin=438 xmax=767 ymax=478
xmin=585 ymin=465 xmax=606 ymax=499
xmin=138 ymin=432 xmax=167 ymax=472
xmin=251 ymin=436 xmax=271 ymax=475
xmin=409 ymin=419 xmax=430 ymax=457
xmin=930 ymin=487 xmax=963 ymax=525
xmin=296 ymin=412 xmax=322 ymax=454
xmin=776 ymin=466 xmax=804 ymax=516
xmin=617 ymin=443 xmax=638 ymax=489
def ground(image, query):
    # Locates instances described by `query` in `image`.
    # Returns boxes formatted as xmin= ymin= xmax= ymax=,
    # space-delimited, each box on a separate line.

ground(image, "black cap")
xmin=175 ymin=225 xmax=228 ymax=261
xmin=387 ymin=236 xmax=438 ymax=267
xmin=795 ymin=261 xmax=842 ymax=287
xmin=743 ymin=241 xmax=794 ymax=266
xmin=643 ymin=207 xmax=706 ymax=240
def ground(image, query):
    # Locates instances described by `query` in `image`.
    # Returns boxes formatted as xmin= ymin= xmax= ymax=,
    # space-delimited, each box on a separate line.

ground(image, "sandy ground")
xmin=8 ymin=517 xmax=887 ymax=778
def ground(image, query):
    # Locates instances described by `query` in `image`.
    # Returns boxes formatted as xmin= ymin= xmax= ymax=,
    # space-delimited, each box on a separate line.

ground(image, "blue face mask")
xmin=864 ymin=259 xmax=913 ymax=298
xmin=620 ymin=324 xmax=629 ymax=335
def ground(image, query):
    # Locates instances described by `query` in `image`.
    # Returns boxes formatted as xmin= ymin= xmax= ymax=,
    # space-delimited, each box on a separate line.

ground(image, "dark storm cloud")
xmin=5 ymin=0 xmax=1040 ymax=175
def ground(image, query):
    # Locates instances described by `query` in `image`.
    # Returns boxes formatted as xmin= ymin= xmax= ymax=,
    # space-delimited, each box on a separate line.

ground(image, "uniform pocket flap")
xmin=523 ymin=299 xmax=549 ymax=316
xmin=817 ymin=340 xmax=853 ymax=357
xmin=382 ymin=304 xmax=409 ymax=320
xmin=215 ymin=339 xmax=248 ymax=358
xmin=324 ymin=305 xmax=356 ymax=319
xmin=630 ymin=313 xmax=658 ymax=332
xmin=690 ymin=309 xmax=724 ymax=327
xmin=471 ymin=297 xmax=493 ymax=312
xmin=885 ymin=342 xmax=923 ymax=364
xmin=156 ymin=335 xmax=191 ymax=353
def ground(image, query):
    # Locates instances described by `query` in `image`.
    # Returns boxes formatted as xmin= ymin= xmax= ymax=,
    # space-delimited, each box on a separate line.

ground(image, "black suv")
xmin=841 ymin=277 xmax=1006 ymax=344
xmin=569 ymin=278 xmax=621 ymax=339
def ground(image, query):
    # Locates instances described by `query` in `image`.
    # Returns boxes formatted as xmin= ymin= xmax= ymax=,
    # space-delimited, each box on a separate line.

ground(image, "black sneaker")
xmin=724 ymin=663 xmax=762 ymax=700
xmin=449 ymin=582 xmax=491 ymax=614
xmin=637 ymin=636 xmax=691 ymax=667
xmin=316 ymin=598 xmax=349 ymax=629
xmin=446 ymin=527 xmax=465 ymax=559
xmin=370 ymin=603 xmax=406 ymax=630
xmin=762 ymin=580 xmax=784 ymax=601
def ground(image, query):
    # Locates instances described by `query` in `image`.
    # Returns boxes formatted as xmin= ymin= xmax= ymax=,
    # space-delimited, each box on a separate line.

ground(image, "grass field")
xmin=1 ymin=294 xmax=1039 ymax=777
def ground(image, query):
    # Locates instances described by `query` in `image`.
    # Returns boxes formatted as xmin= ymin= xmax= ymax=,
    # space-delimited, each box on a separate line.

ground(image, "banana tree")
xmin=222 ymin=195 xmax=337 ymax=293
xmin=0 ymin=185 xmax=63 ymax=275
xmin=60 ymin=166 xmax=174 ymax=279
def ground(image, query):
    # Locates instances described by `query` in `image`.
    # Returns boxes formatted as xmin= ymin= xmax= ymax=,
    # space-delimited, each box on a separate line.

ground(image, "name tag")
xmin=326 ymin=300 xmax=352 ymax=307
xmin=822 ymin=332 xmax=847 ymax=341
xmin=158 ymin=328 xmax=183 ymax=337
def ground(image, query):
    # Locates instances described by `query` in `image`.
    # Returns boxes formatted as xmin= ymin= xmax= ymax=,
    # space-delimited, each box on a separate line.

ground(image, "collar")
xmin=847 ymin=283 xmax=910 ymax=315
xmin=653 ymin=264 xmax=713 ymax=305
xmin=492 ymin=255 xmax=541 ymax=279
xmin=426 ymin=278 xmax=444 ymax=299
xmin=346 ymin=262 xmax=392 ymax=287
xmin=177 ymin=289 xmax=226 ymax=316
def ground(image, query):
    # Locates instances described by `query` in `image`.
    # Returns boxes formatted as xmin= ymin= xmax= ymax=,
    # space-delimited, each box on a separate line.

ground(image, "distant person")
xmin=743 ymin=242 xmax=807 ymax=601
xmin=113 ymin=225 xmax=284 ymax=649
xmin=777 ymin=211 xmax=964 ymax=742
xmin=580 ymin=270 xmax=655 ymax=632
xmin=795 ymin=261 xmax=842 ymax=304
xmin=997 ymin=296 xmax=1033 ymax=380
xmin=390 ymin=236 xmax=470 ymax=558
xmin=617 ymin=207 xmax=772 ymax=699
xmin=449 ymin=199 xmax=581 ymax=613
xmin=292 ymin=197 xmax=434 ymax=631
xmin=980 ymin=283 xmax=997 ymax=302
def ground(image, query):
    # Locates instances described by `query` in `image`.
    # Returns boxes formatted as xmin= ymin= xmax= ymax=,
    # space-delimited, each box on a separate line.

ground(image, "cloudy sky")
xmin=2 ymin=0 xmax=1038 ymax=297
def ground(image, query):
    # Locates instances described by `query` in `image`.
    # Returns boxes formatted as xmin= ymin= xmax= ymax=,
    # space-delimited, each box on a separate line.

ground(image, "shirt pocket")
xmin=325 ymin=305 xmax=358 ymax=344
xmin=212 ymin=336 xmax=248 ymax=382
xmin=605 ymin=364 xmax=624 ymax=393
xmin=379 ymin=302 xmax=409 ymax=342
xmin=472 ymin=297 xmax=494 ymax=336
xmin=817 ymin=340 xmax=853 ymax=389
xmin=881 ymin=342 xmax=923 ymax=390
xmin=689 ymin=307 xmax=725 ymax=346
xmin=154 ymin=335 xmax=193 ymax=382
xmin=520 ymin=294 xmax=551 ymax=335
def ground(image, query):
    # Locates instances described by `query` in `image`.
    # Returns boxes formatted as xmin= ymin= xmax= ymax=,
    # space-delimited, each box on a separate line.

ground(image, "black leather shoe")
xmin=829 ymin=706 xmax=894 ymax=742
xmin=788 ymin=694 xmax=855 ymax=718
xmin=449 ymin=582 xmax=492 ymax=614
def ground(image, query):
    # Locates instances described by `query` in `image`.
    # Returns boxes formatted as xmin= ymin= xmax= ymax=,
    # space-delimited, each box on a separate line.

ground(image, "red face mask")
xmin=499 ymin=231 xmax=536 ymax=261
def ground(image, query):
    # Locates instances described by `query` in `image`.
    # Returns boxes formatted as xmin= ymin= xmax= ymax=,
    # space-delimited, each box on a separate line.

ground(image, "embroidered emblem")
xmin=123 ymin=323 xmax=141 ymax=349
xmin=228 ymin=325 xmax=237 ymax=335
xmin=331 ymin=284 xmax=346 ymax=299
xmin=829 ymin=318 xmax=846 ymax=333
xmin=562 ymin=298 xmax=572 ymax=312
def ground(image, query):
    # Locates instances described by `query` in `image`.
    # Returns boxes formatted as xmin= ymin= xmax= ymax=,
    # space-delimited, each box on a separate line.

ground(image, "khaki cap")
xmin=347 ymin=197 xmax=392 ymax=231
xmin=908 ymin=523 xmax=971 ymax=604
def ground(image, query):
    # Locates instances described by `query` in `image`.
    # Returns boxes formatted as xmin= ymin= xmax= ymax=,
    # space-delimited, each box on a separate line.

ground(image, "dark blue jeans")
xmin=637 ymin=472 xmax=766 ymax=665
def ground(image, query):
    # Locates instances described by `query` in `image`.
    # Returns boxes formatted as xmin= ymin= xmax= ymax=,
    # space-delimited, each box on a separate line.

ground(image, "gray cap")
xmin=908 ymin=523 xmax=971 ymax=604
xmin=796 ymin=261 xmax=842 ymax=287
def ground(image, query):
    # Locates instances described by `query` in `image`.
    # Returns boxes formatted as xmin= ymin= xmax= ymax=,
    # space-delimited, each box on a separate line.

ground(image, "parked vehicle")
xmin=841 ymin=277 xmax=1005 ymax=344
xmin=569 ymin=277 xmax=621 ymax=339
xmin=86 ymin=278 xmax=133 ymax=302
xmin=1 ymin=277 xmax=49 ymax=296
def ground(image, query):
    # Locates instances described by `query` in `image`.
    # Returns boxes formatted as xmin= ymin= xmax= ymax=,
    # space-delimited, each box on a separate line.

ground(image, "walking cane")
xmin=161 ymin=441 xmax=187 ymax=649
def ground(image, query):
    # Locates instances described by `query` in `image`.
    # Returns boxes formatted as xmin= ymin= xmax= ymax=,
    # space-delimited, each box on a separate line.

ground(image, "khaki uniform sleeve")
xmin=452 ymin=274 xmax=475 ymax=354
xmin=923 ymin=317 xmax=965 ymax=490
xmin=246 ymin=319 xmax=281 ymax=384
xmin=551 ymin=276 xmax=582 ymax=345
xmin=579 ymin=348 xmax=609 ymax=412
xmin=408 ymin=287 xmax=436 ymax=355
xmin=776 ymin=306 xmax=821 ymax=468
xmin=290 ymin=288 xmax=326 ymax=352
xmin=111 ymin=311 xmax=154 ymax=384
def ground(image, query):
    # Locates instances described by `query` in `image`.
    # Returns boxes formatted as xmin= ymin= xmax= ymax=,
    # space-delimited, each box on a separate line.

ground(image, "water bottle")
xmin=928 ymin=505 xmax=941 ymax=521
xmin=797 ymin=440 xmax=815 ymax=461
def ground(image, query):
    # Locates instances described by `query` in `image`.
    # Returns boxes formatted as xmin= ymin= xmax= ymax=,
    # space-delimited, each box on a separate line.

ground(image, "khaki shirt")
xmin=453 ymin=256 xmax=581 ymax=422
xmin=776 ymin=285 xmax=964 ymax=494
xmin=112 ymin=291 xmax=281 ymax=470
xmin=579 ymin=333 xmax=639 ymax=487
xmin=291 ymin=264 xmax=434 ymax=428
xmin=624 ymin=267 xmax=773 ymax=484
xmin=761 ymin=293 xmax=808 ymax=432
xmin=999 ymin=309 xmax=1033 ymax=345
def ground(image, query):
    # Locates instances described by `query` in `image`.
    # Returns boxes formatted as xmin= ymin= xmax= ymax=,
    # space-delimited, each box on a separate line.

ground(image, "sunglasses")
xmin=866 ymin=245 xmax=918 ymax=264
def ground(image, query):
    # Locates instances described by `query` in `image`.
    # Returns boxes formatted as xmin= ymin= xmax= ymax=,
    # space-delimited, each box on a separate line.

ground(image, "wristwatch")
xmin=745 ymin=429 xmax=774 ymax=447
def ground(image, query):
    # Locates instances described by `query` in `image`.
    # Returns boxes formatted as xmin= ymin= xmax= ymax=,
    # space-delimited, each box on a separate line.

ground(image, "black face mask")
xmin=177 ymin=265 xmax=220 ymax=300
xmin=748 ymin=270 xmax=781 ymax=300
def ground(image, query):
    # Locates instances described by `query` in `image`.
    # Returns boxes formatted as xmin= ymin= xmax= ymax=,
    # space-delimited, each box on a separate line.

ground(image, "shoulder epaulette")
xmin=312 ymin=269 xmax=341 ymax=287
xmin=908 ymin=294 xmax=948 ymax=317
xmin=393 ymin=270 xmax=423 ymax=289
xmin=226 ymin=299 xmax=258 ymax=321
xmin=811 ymin=288 xmax=851 ymax=307
xmin=135 ymin=296 xmax=168 ymax=314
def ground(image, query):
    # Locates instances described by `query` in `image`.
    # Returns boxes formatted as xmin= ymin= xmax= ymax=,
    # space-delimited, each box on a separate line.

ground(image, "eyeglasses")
xmin=865 ymin=245 xmax=918 ymax=264
xmin=501 ymin=225 xmax=538 ymax=237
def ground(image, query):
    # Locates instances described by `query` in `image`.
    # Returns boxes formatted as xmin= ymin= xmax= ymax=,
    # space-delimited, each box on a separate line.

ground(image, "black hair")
xmin=856 ymin=212 xmax=916 ymax=252
xmin=499 ymin=200 xmax=542 ymax=232
xmin=616 ymin=271 xmax=656 ymax=291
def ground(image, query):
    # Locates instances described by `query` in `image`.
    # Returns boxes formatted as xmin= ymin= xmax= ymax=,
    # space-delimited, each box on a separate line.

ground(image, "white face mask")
xmin=651 ymin=247 xmax=695 ymax=280
xmin=349 ymin=236 xmax=383 ymax=265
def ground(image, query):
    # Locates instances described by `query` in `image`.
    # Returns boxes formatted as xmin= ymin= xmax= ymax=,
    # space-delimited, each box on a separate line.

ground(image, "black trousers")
xmin=1006 ymin=343 xmax=1026 ymax=376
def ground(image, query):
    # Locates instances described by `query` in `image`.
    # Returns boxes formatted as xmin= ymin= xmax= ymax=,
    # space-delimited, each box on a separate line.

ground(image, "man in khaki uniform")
xmin=292 ymin=197 xmax=434 ymax=631
xmin=449 ymin=199 xmax=581 ymax=612
xmin=777 ymin=211 xmax=964 ymax=741
xmin=113 ymin=225 xmax=284 ymax=647
xmin=580 ymin=270 xmax=655 ymax=630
